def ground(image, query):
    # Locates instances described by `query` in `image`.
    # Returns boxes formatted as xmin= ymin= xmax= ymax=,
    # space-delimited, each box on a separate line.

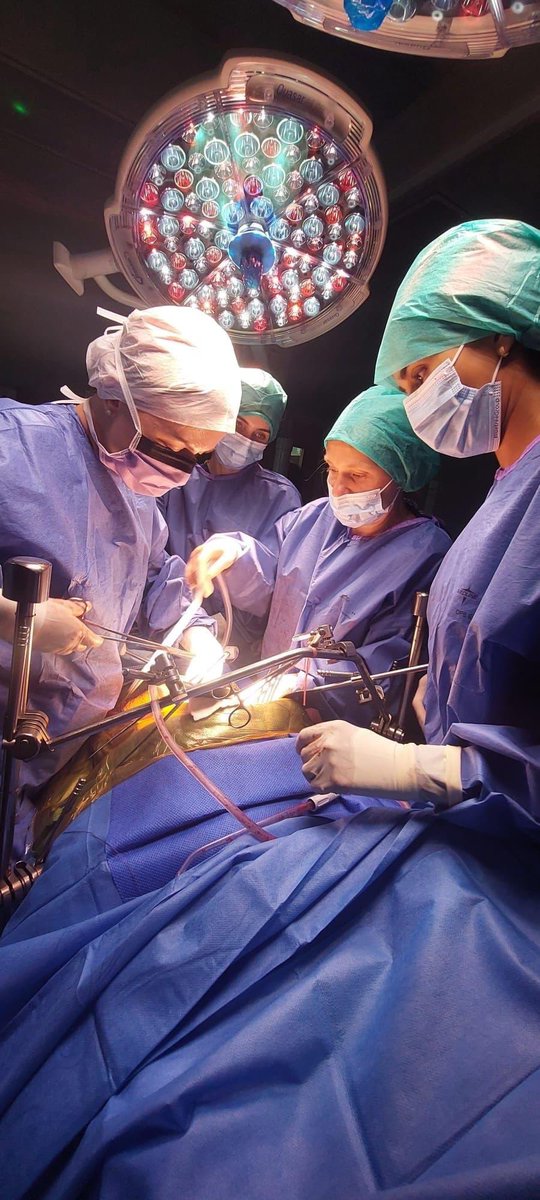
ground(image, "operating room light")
xmin=100 ymin=56 xmax=387 ymax=345
xmin=272 ymin=0 xmax=540 ymax=57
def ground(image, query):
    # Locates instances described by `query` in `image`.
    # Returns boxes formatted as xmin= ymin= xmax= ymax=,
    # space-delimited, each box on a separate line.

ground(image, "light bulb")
xmin=234 ymin=132 xmax=261 ymax=159
xmin=262 ymin=164 xmax=286 ymax=190
xmin=146 ymin=249 xmax=168 ymax=272
xmin=303 ymin=296 xmax=321 ymax=317
xmin=187 ymin=152 xmax=205 ymax=175
xmin=161 ymin=188 xmax=183 ymax=213
xmin=196 ymin=177 xmax=220 ymax=201
xmin=204 ymin=138 xmax=230 ymax=166
xmin=161 ymin=144 xmax=186 ymax=171
xmin=276 ymin=117 xmax=304 ymax=144
xmin=318 ymin=182 xmax=340 ymax=207
xmin=178 ymin=268 xmax=199 ymax=289
xmin=300 ymin=158 xmax=324 ymax=184
xmin=158 ymin=215 xmax=180 ymax=237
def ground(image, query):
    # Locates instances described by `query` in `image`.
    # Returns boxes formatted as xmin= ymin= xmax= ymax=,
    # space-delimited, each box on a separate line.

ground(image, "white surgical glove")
xmin=181 ymin=625 xmax=226 ymax=685
xmin=181 ymin=625 xmax=229 ymax=721
xmin=32 ymin=599 xmax=103 ymax=655
xmin=185 ymin=536 xmax=241 ymax=599
xmin=0 ymin=595 xmax=103 ymax=656
xmin=296 ymin=720 xmax=463 ymax=809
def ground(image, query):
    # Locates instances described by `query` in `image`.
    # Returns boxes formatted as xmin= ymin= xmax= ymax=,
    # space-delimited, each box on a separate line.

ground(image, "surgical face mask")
xmin=214 ymin=430 xmax=265 ymax=470
xmin=328 ymin=478 xmax=398 ymax=528
xmin=83 ymin=400 xmax=192 ymax=496
xmin=404 ymin=345 xmax=502 ymax=458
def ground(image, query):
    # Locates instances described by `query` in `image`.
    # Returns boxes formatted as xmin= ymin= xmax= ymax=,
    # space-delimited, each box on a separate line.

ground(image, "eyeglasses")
xmin=137 ymin=435 xmax=213 ymax=473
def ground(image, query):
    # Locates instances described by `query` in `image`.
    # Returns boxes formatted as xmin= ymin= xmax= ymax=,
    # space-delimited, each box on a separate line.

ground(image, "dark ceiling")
xmin=0 ymin=0 xmax=539 ymax=529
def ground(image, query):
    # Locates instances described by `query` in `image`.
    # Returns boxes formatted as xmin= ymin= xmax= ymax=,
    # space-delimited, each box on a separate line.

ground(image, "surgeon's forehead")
xmin=325 ymin=441 xmax=374 ymax=470
xmin=396 ymin=346 xmax=461 ymax=382
xmin=141 ymin=411 xmax=197 ymax=437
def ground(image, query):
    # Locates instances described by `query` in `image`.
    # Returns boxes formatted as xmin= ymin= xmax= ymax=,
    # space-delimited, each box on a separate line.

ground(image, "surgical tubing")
xmin=178 ymin=799 xmax=317 ymax=875
xmin=141 ymin=587 xmax=206 ymax=677
xmin=215 ymin=573 xmax=233 ymax=648
xmin=142 ymin=576 xmax=232 ymax=679
xmin=149 ymin=684 xmax=274 ymax=842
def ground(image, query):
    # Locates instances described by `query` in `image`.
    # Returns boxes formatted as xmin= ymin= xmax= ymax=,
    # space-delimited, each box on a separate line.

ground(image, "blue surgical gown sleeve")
xmin=302 ymin=598 xmax=419 ymax=725
xmin=160 ymin=467 xmax=301 ymax=662
xmin=209 ymin=503 xmax=450 ymax=729
xmin=424 ymin=437 xmax=540 ymax=835
xmin=137 ymin=504 xmax=215 ymax=638
xmin=454 ymin=728 xmax=540 ymax=837
xmin=211 ymin=509 xmax=301 ymax=620
xmin=0 ymin=400 xmax=214 ymax=811
xmin=159 ymin=466 xmax=300 ymax=565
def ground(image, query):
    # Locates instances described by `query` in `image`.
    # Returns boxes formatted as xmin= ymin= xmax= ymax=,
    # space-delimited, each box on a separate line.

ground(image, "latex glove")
xmin=413 ymin=673 xmax=428 ymax=730
xmin=181 ymin=624 xmax=226 ymax=685
xmin=239 ymin=671 xmax=302 ymax=708
xmin=186 ymin=536 xmax=241 ymax=599
xmin=32 ymin=599 xmax=103 ymax=655
xmin=296 ymin=720 xmax=463 ymax=809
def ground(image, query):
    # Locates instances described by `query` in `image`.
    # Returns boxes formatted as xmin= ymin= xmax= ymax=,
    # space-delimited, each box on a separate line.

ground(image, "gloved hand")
xmin=33 ymin=599 xmax=103 ymax=655
xmin=181 ymin=624 xmax=226 ymax=685
xmin=185 ymin=536 xmax=241 ymax=598
xmin=296 ymin=720 xmax=463 ymax=809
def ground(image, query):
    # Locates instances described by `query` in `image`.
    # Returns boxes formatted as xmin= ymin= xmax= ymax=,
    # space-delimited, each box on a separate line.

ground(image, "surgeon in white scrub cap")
xmin=0 ymin=306 xmax=241 ymax=853
xmin=77 ymin=306 xmax=242 ymax=495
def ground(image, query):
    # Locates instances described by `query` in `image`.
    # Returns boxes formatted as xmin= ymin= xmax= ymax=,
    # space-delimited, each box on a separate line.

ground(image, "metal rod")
xmin=47 ymin=646 xmax=317 ymax=748
xmin=47 ymin=649 xmax=429 ymax=752
xmin=320 ymin=663 xmax=429 ymax=683
xmin=337 ymin=641 xmax=392 ymax=726
xmin=188 ymin=645 xmax=314 ymax=690
xmin=47 ymin=693 xmax=178 ymax=748
xmin=0 ymin=754 xmax=15 ymax=879
xmin=309 ymin=663 xmax=429 ymax=697
xmin=397 ymin=592 xmax=429 ymax=730
xmin=0 ymin=559 xmax=51 ymax=873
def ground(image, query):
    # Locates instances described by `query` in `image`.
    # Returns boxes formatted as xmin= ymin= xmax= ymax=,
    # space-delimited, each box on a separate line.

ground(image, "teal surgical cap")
xmin=325 ymin=383 xmax=439 ymax=493
xmin=239 ymin=368 xmax=287 ymax=442
xmin=375 ymin=219 xmax=540 ymax=383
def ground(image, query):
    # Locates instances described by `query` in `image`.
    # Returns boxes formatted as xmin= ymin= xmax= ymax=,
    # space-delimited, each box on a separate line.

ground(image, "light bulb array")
xmin=135 ymin=108 xmax=369 ymax=336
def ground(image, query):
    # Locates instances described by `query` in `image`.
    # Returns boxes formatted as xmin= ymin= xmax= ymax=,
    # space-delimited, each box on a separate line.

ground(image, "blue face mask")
xmin=214 ymin=431 xmax=265 ymax=470
xmin=404 ymin=345 xmax=503 ymax=458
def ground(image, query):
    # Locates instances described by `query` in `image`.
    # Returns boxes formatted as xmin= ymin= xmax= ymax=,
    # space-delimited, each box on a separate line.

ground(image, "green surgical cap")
xmin=239 ymin=368 xmax=287 ymax=442
xmin=325 ymin=383 xmax=439 ymax=493
xmin=375 ymin=219 xmax=540 ymax=382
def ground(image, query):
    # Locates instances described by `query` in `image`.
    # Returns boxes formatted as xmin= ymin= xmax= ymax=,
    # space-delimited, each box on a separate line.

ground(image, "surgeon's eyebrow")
xmin=399 ymin=367 xmax=408 ymax=379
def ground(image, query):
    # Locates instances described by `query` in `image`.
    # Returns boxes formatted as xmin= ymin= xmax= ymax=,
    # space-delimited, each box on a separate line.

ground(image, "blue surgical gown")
xmin=2 ymin=769 xmax=540 ymax=1200
xmin=221 ymin=498 xmax=451 ymax=724
xmin=424 ymin=433 xmax=540 ymax=830
xmin=160 ymin=462 xmax=300 ymax=659
xmin=0 ymin=399 xmax=208 ymax=798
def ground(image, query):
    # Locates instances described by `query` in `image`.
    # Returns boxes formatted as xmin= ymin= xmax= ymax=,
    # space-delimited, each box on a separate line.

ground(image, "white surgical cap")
xmin=86 ymin=307 xmax=241 ymax=433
